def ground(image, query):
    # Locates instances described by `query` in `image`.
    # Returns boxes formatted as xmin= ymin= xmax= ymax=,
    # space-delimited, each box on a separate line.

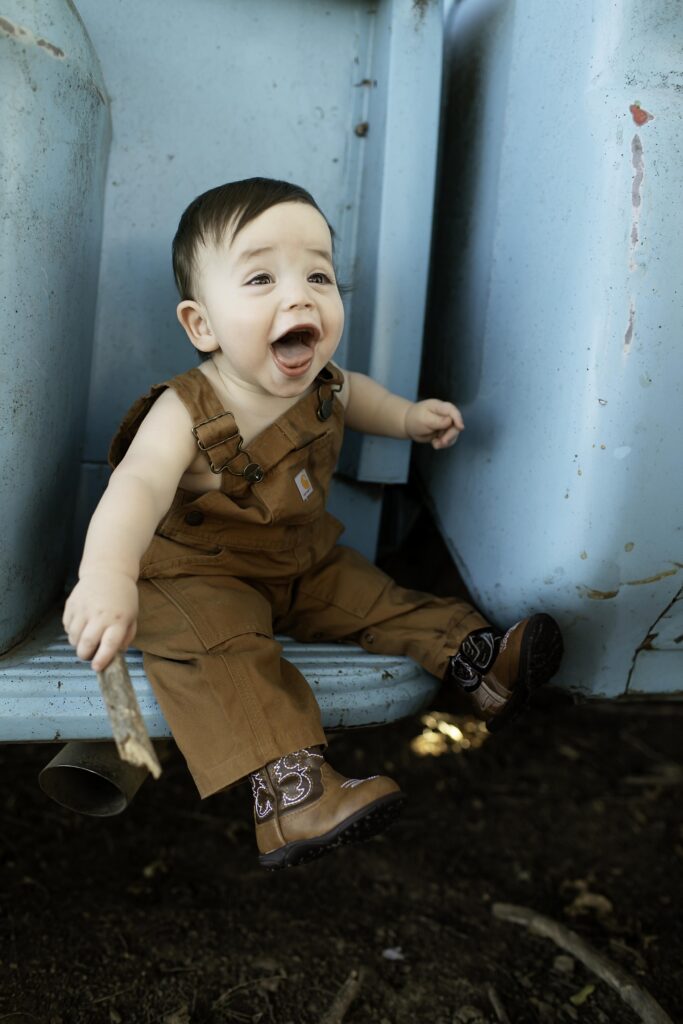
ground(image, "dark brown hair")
xmin=172 ymin=177 xmax=334 ymax=300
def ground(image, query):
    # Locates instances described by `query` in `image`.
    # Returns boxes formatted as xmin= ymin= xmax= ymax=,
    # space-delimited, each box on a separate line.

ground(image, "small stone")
xmin=553 ymin=954 xmax=575 ymax=974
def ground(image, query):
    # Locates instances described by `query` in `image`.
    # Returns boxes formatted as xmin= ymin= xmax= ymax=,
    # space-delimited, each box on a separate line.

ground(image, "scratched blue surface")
xmin=0 ymin=0 xmax=110 ymax=652
xmin=420 ymin=0 xmax=683 ymax=697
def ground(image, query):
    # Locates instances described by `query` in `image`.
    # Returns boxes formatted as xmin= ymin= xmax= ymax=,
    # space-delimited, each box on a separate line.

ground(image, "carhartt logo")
xmin=295 ymin=469 xmax=314 ymax=501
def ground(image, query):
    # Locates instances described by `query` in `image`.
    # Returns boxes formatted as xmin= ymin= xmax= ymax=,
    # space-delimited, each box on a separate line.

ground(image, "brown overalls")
xmin=110 ymin=363 xmax=486 ymax=797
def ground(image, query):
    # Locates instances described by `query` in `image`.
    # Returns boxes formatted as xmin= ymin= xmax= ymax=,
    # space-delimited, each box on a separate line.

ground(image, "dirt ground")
xmin=1 ymin=507 xmax=682 ymax=1024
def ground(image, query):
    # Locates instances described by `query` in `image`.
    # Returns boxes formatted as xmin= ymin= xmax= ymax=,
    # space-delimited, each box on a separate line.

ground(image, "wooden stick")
xmin=319 ymin=968 xmax=365 ymax=1024
xmin=97 ymin=653 xmax=162 ymax=778
xmin=492 ymin=903 xmax=674 ymax=1024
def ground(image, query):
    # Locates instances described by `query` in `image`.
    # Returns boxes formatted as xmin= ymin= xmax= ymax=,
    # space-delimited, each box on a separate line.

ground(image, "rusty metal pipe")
xmin=38 ymin=741 xmax=148 ymax=816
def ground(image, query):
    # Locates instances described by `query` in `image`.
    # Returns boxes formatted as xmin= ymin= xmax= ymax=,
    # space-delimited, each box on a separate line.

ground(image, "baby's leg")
xmin=136 ymin=574 xmax=404 ymax=868
xmin=136 ymin=575 xmax=326 ymax=797
xmin=280 ymin=545 xmax=562 ymax=732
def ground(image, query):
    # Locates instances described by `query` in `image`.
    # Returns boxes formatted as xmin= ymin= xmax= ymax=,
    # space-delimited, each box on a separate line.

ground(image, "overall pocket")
xmin=254 ymin=431 xmax=336 ymax=526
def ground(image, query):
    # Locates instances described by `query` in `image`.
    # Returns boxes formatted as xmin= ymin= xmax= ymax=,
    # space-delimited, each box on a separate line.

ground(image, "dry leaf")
xmin=570 ymin=983 xmax=595 ymax=1006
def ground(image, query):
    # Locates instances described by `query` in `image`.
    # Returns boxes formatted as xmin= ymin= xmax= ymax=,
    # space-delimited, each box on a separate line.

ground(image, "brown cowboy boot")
xmin=249 ymin=746 xmax=404 ymax=870
xmin=445 ymin=613 xmax=563 ymax=733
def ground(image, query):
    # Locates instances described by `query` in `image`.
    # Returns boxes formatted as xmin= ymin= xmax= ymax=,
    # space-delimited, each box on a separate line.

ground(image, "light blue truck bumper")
xmin=0 ymin=612 xmax=439 ymax=743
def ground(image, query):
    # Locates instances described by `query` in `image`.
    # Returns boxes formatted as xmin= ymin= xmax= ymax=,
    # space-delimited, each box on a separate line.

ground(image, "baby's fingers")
xmin=431 ymin=400 xmax=464 ymax=432
xmin=65 ymin=612 xmax=86 ymax=650
xmin=90 ymin=623 xmax=133 ymax=673
xmin=432 ymin=424 xmax=461 ymax=449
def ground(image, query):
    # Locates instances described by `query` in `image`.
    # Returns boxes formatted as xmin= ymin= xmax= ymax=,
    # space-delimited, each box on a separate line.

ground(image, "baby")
xmin=64 ymin=178 xmax=563 ymax=869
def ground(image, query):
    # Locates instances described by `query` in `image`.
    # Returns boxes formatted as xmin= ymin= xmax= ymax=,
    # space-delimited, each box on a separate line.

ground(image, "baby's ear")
xmin=177 ymin=300 xmax=219 ymax=354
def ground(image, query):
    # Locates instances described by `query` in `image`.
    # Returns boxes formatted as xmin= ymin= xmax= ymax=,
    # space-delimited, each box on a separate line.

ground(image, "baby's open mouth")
xmin=270 ymin=326 xmax=320 ymax=376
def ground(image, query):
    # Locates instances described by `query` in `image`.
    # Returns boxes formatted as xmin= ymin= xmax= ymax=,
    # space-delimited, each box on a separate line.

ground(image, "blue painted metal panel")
xmin=341 ymin=0 xmax=444 ymax=483
xmin=420 ymin=0 xmax=683 ymax=698
xmin=0 ymin=615 xmax=439 ymax=742
xmin=0 ymin=0 xmax=110 ymax=652
xmin=74 ymin=0 xmax=442 ymax=494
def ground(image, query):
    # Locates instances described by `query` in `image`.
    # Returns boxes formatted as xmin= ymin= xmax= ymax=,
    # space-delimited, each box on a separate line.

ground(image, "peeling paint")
xmin=579 ymin=564 xmax=680 ymax=601
xmin=624 ymin=300 xmax=635 ymax=352
xmin=37 ymin=37 xmax=65 ymax=59
xmin=0 ymin=17 xmax=66 ymax=58
xmin=580 ymin=588 xmax=619 ymax=601
xmin=629 ymin=134 xmax=644 ymax=272
xmin=413 ymin=0 xmax=432 ymax=21
xmin=631 ymin=135 xmax=644 ymax=209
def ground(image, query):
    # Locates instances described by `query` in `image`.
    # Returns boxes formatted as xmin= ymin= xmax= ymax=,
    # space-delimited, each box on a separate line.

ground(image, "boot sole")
xmin=258 ymin=791 xmax=407 ymax=871
xmin=487 ymin=613 xmax=563 ymax=734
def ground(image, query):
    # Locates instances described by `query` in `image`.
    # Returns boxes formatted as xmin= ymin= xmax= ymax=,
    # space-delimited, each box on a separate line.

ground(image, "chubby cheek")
xmin=330 ymin=296 xmax=345 ymax=334
xmin=324 ymin=303 xmax=344 ymax=352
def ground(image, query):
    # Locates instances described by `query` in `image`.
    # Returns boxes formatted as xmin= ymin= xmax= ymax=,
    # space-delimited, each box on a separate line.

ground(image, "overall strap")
xmin=315 ymin=363 xmax=344 ymax=422
xmin=170 ymin=368 xmax=264 ymax=482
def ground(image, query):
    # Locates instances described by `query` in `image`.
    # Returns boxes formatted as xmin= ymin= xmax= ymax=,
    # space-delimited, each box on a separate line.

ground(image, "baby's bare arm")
xmin=63 ymin=390 xmax=197 ymax=670
xmin=344 ymin=371 xmax=464 ymax=448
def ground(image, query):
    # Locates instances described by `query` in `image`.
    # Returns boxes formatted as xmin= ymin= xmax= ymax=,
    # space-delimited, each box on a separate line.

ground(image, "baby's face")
xmin=193 ymin=202 xmax=344 ymax=398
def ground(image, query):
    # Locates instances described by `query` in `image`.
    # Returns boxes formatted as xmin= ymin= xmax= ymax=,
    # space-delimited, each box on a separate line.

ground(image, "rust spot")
xmin=355 ymin=79 xmax=377 ymax=88
xmin=625 ymin=568 xmax=678 ymax=586
xmin=37 ymin=37 xmax=65 ymax=58
xmin=0 ymin=16 xmax=17 ymax=34
xmin=583 ymin=588 xmax=619 ymax=601
xmin=630 ymin=103 xmax=654 ymax=126
xmin=354 ymin=122 xmax=370 ymax=137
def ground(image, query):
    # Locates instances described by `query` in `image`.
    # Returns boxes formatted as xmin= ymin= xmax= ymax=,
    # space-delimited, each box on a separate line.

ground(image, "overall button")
xmin=244 ymin=462 xmax=264 ymax=483
xmin=317 ymin=397 xmax=333 ymax=421
xmin=184 ymin=510 xmax=204 ymax=526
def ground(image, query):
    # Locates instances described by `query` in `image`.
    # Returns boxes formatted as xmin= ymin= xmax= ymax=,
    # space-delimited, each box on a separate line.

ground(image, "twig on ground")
xmin=486 ymin=983 xmax=512 ymax=1024
xmin=486 ymin=983 xmax=512 ymax=1023
xmin=492 ymin=902 xmax=675 ymax=1024
xmin=319 ymin=968 xmax=366 ymax=1024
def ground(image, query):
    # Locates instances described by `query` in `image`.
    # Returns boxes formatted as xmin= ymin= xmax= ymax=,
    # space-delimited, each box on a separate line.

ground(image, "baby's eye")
xmin=308 ymin=272 xmax=333 ymax=285
xmin=246 ymin=273 xmax=272 ymax=286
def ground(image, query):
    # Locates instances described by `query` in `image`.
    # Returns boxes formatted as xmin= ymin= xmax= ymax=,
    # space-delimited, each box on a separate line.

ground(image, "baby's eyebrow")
xmin=236 ymin=246 xmax=334 ymax=265
xmin=306 ymin=248 xmax=334 ymax=263
xmin=236 ymin=246 xmax=273 ymax=264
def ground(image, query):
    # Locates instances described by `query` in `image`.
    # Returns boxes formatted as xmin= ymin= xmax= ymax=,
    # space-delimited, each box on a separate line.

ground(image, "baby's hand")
xmin=62 ymin=571 xmax=139 ymax=672
xmin=404 ymin=399 xmax=465 ymax=449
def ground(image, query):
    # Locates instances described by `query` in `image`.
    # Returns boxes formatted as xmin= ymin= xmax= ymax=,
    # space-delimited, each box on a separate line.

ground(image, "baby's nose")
xmin=285 ymin=293 xmax=314 ymax=310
